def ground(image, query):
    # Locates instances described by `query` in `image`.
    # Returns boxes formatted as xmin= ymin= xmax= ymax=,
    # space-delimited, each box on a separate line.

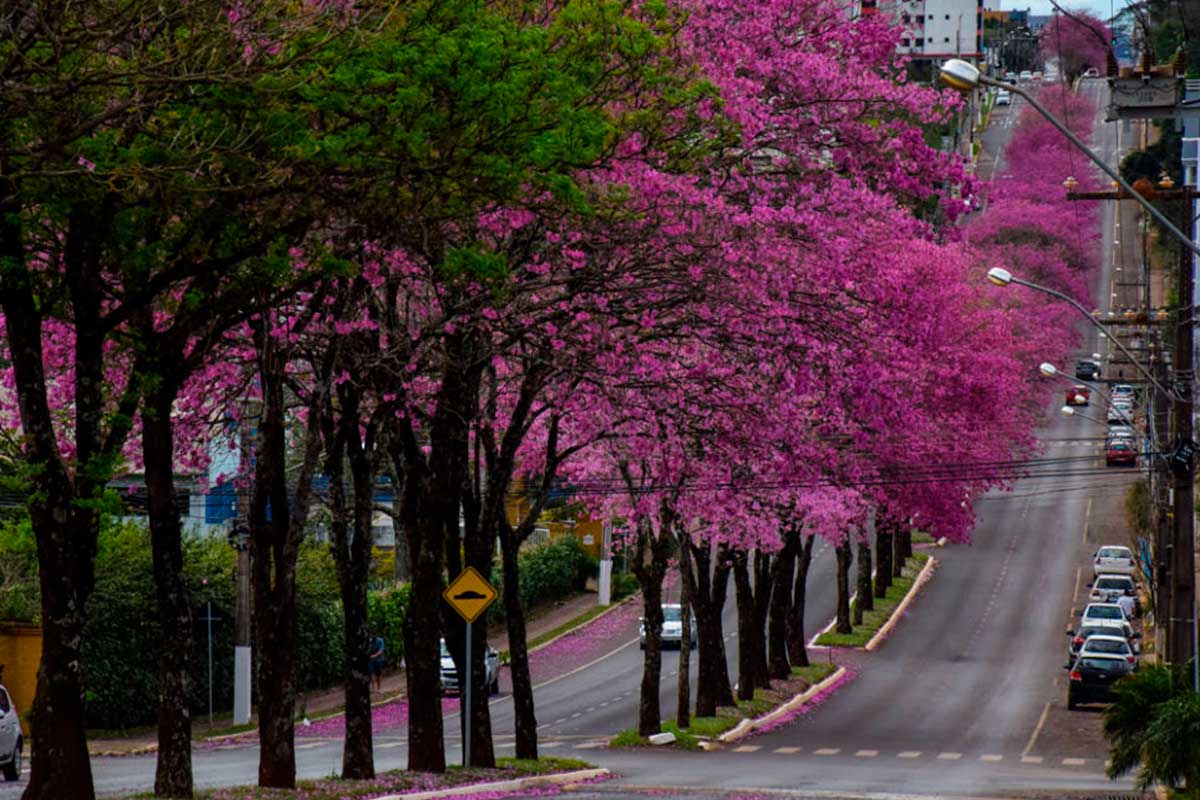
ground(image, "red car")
xmin=1066 ymin=385 xmax=1090 ymax=405
xmin=1105 ymin=439 xmax=1137 ymax=466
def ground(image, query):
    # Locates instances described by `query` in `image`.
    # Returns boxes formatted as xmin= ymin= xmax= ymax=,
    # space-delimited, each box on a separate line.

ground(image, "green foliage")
xmin=489 ymin=536 xmax=596 ymax=625
xmin=611 ymin=571 xmax=639 ymax=600
xmin=1104 ymin=662 xmax=1200 ymax=793
xmin=0 ymin=518 xmax=38 ymax=622
xmin=1126 ymin=479 xmax=1154 ymax=542
xmin=367 ymin=583 xmax=411 ymax=669
xmin=815 ymin=553 xmax=930 ymax=648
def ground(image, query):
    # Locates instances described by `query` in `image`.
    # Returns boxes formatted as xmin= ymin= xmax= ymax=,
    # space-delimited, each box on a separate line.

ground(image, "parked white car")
xmin=1090 ymin=574 xmax=1137 ymax=604
xmin=0 ymin=684 xmax=21 ymax=782
xmin=1092 ymin=545 xmax=1136 ymax=578
xmin=995 ymin=89 xmax=1011 ymax=106
xmin=1078 ymin=634 xmax=1138 ymax=666
xmin=1083 ymin=602 xmax=1131 ymax=623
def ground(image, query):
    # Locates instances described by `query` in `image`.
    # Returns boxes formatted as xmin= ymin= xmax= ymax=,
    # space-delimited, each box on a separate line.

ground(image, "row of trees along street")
xmin=0 ymin=1 xmax=1104 ymax=798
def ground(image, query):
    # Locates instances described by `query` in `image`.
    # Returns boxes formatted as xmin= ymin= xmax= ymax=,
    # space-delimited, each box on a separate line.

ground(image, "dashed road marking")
xmin=1021 ymin=755 xmax=1044 ymax=764
xmin=733 ymin=745 xmax=761 ymax=753
xmin=295 ymin=742 xmax=324 ymax=750
xmin=855 ymin=749 xmax=879 ymax=757
xmin=981 ymin=754 xmax=1003 ymax=762
xmin=376 ymin=742 xmax=405 ymax=749
xmin=586 ymin=707 xmax=595 ymax=713
xmin=937 ymin=752 xmax=963 ymax=760
xmin=814 ymin=748 xmax=840 ymax=756
xmin=575 ymin=741 xmax=606 ymax=749
xmin=774 ymin=746 xmax=802 ymax=754
xmin=542 ymin=741 xmax=563 ymax=749
xmin=1062 ymin=757 xmax=1087 ymax=766
xmin=555 ymin=718 xmax=567 ymax=724
xmin=897 ymin=751 xmax=922 ymax=759
xmin=570 ymin=712 xmax=582 ymax=718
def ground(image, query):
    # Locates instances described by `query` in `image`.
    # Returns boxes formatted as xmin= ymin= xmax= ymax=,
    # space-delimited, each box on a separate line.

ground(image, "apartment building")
xmin=866 ymin=0 xmax=984 ymax=61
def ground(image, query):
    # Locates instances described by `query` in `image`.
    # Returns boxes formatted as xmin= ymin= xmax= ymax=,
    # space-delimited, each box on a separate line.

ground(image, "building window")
xmin=916 ymin=15 xmax=924 ymax=22
xmin=915 ymin=38 xmax=924 ymax=46
xmin=944 ymin=36 xmax=950 ymax=42
xmin=945 ymin=14 xmax=950 ymax=19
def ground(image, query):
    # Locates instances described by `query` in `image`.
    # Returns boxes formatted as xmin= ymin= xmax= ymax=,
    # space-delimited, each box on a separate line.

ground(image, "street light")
xmin=987 ymin=268 xmax=1179 ymax=401
xmin=939 ymin=59 xmax=1200 ymax=262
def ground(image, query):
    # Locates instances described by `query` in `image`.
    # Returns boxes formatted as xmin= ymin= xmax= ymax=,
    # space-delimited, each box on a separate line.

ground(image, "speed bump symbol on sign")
xmin=444 ymin=567 xmax=498 ymax=623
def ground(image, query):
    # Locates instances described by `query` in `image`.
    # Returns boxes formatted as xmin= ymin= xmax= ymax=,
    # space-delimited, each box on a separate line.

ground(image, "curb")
xmin=864 ymin=555 xmax=938 ymax=652
xmin=716 ymin=666 xmax=848 ymax=745
xmin=373 ymin=768 xmax=609 ymax=800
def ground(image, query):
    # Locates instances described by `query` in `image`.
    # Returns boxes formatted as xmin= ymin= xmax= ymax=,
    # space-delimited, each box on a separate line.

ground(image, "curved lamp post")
xmin=989 ymin=268 xmax=1178 ymax=401
xmin=941 ymin=59 xmax=1200 ymax=262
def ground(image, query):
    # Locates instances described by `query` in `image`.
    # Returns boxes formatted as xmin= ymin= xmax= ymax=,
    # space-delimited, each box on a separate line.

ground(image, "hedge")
xmin=487 ymin=536 xmax=596 ymax=625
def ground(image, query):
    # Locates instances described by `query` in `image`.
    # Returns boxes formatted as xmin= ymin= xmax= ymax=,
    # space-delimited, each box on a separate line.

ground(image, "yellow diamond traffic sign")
xmin=443 ymin=567 xmax=498 ymax=623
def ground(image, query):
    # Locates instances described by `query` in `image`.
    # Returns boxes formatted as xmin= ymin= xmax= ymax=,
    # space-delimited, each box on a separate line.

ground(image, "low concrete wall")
xmin=0 ymin=622 xmax=41 ymax=735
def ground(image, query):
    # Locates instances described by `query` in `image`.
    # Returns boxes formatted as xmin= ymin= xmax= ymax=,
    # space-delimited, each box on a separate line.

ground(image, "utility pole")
xmin=1167 ymin=189 xmax=1196 ymax=674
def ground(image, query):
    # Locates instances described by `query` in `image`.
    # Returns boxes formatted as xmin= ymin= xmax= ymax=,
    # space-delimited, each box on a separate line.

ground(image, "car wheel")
xmin=2 ymin=737 xmax=20 ymax=782
xmin=1067 ymin=693 xmax=1077 ymax=711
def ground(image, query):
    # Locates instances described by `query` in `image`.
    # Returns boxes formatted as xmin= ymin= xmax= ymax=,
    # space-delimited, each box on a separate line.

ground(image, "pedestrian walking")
xmin=1116 ymin=589 xmax=1136 ymax=620
xmin=368 ymin=632 xmax=386 ymax=693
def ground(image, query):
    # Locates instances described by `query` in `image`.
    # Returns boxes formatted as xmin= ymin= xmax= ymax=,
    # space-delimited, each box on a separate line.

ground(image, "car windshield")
xmin=1084 ymin=639 xmax=1129 ymax=654
xmin=1097 ymin=578 xmax=1131 ymax=590
xmin=1087 ymin=606 xmax=1123 ymax=619
xmin=1080 ymin=658 xmax=1129 ymax=672
xmin=663 ymin=606 xmax=682 ymax=622
xmin=1099 ymin=548 xmax=1130 ymax=559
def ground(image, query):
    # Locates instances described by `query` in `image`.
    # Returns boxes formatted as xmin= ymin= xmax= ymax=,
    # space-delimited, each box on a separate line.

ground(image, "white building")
xmin=879 ymin=0 xmax=984 ymax=61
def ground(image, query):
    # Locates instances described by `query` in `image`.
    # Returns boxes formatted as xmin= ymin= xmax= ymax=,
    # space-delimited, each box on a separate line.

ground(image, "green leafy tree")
xmin=1104 ymin=663 xmax=1200 ymax=796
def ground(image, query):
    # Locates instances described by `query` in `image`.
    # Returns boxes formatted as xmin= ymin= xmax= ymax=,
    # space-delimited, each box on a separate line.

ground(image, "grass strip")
xmin=609 ymin=662 xmax=837 ymax=749
xmin=814 ymin=553 xmax=931 ymax=648
xmin=121 ymin=757 xmax=593 ymax=800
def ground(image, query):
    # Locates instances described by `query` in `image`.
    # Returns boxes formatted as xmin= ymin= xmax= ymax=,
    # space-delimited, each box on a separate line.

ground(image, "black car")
xmin=1075 ymin=360 xmax=1101 ymax=381
xmin=1068 ymin=653 xmax=1134 ymax=709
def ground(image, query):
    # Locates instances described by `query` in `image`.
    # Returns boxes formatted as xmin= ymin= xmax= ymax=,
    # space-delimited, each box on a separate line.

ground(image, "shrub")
xmin=489 ymin=536 xmax=597 ymax=625
xmin=367 ymin=582 xmax=410 ymax=668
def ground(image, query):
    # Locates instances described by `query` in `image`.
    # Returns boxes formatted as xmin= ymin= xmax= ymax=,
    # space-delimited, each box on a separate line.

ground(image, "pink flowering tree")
xmin=1040 ymin=11 xmax=1113 ymax=82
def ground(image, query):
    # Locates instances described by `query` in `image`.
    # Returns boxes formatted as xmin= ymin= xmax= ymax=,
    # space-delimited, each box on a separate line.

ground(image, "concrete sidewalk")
xmin=88 ymin=590 xmax=602 ymax=756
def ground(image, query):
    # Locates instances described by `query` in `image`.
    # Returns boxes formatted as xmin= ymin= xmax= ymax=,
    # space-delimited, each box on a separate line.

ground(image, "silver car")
xmin=439 ymin=639 xmax=501 ymax=696
xmin=640 ymin=604 xmax=697 ymax=649
xmin=1090 ymin=574 xmax=1136 ymax=604
xmin=0 ymin=685 xmax=21 ymax=782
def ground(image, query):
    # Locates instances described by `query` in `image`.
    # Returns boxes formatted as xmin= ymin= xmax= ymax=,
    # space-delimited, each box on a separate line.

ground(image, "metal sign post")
xmin=443 ymin=567 xmax=498 ymax=768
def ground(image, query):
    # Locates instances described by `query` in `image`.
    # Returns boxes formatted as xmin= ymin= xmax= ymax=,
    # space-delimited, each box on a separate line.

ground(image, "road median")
xmin=814 ymin=552 xmax=935 ymax=649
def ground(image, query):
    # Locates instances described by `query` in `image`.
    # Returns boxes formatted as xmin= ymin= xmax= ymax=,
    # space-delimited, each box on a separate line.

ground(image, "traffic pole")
xmin=464 ymin=620 xmax=472 ymax=768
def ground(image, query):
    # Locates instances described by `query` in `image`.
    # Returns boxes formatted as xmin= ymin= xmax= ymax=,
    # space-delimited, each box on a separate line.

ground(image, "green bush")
xmin=0 ymin=518 xmax=39 ymax=622
xmin=367 ymin=582 xmax=410 ymax=669
xmin=611 ymin=572 xmax=638 ymax=600
xmin=489 ymin=537 xmax=596 ymax=625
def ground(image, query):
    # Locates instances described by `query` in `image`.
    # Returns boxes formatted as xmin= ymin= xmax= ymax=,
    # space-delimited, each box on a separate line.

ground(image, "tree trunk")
xmin=875 ymin=524 xmax=893 ymax=599
xmin=786 ymin=535 xmax=815 ymax=667
xmin=731 ymin=551 xmax=758 ymax=701
xmin=636 ymin=564 xmax=666 ymax=736
xmin=688 ymin=541 xmax=735 ymax=717
xmin=23 ymin=511 xmax=97 ymax=800
xmin=142 ymin=388 xmax=194 ymax=798
xmin=403 ymin=508 xmax=446 ymax=772
xmin=676 ymin=560 xmax=692 ymax=728
xmin=751 ymin=552 xmax=773 ymax=689
xmin=835 ymin=541 xmax=853 ymax=635
xmin=898 ymin=527 xmax=913 ymax=563
xmin=768 ymin=546 xmax=794 ymax=680
xmin=339 ymin=584 xmax=374 ymax=779
xmin=854 ymin=539 xmax=873 ymax=624
xmin=893 ymin=527 xmax=905 ymax=579
xmin=500 ymin=524 xmax=537 ymax=759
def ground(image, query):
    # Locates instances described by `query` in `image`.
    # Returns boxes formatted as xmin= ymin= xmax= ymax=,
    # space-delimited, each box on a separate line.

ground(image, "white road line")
xmin=555 ymin=718 xmax=567 ymax=724
xmin=586 ymin=707 xmax=595 ymax=713
xmin=897 ymin=751 xmax=922 ymax=758
xmin=541 ymin=741 xmax=563 ymax=749
xmin=570 ymin=712 xmax=582 ymax=718
xmin=937 ymin=752 xmax=963 ymax=761
xmin=814 ymin=748 xmax=840 ymax=756
xmin=1021 ymin=755 xmax=1044 ymax=764
xmin=1022 ymin=702 xmax=1050 ymax=757
xmin=1062 ymin=757 xmax=1087 ymax=766
xmin=855 ymin=749 xmax=879 ymax=757
xmin=733 ymin=745 xmax=761 ymax=753
xmin=774 ymin=746 xmax=802 ymax=754
xmin=980 ymin=754 xmax=1003 ymax=762
xmin=376 ymin=742 xmax=405 ymax=749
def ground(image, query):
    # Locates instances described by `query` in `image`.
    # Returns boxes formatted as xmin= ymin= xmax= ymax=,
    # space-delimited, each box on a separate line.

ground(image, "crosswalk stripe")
xmin=897 ymin=751 xmax=922 ymax=758
xmin=937 ymin=752 xmax=963 ymax=760
xmin=733 ymin=745 xmax=761 ymax=753
xmin=1062 ymin=757 xmax=1087 ymax=766
xmin=375 ymin=742 xmax=405 ymax=749
xmin=814 ymin=748 xmax=840 ymax=756
xmin=980 ymin=754 xmax=1003 ymax=762
xmin=774 ymin=747 xmax=802 ymax=754
xmin=855 ymin=749 xmax=879 ymax=757
xmin=1021 ymin=755 xmax=1044 ymax=764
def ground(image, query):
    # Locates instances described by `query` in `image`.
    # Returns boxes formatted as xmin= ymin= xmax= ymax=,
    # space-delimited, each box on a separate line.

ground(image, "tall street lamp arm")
xmin=981 ymin=76 xmax=1200 ymax=261
xmin=1010 ymin=275 xmax=1181 ymax=401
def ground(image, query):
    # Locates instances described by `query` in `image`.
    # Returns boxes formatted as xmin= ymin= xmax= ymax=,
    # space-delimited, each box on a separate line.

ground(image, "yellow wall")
xmin=0 ymin=623 xmax=41 ymax=735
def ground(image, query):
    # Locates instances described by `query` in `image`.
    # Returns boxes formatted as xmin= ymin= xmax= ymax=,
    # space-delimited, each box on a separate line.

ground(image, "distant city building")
xmin=885 ymin=0 xmax=984 ymax=60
